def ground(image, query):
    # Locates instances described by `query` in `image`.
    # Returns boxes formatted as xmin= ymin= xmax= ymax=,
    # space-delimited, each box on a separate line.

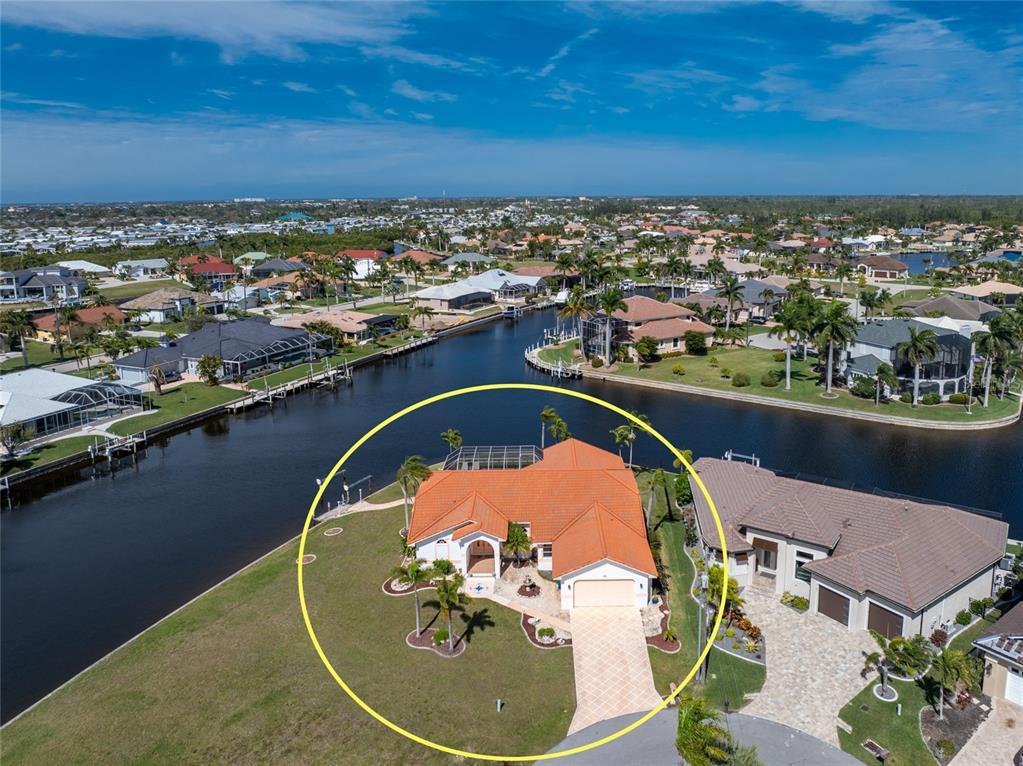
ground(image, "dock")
xmin=226 ymin=364 xmax=352 ymax=412
xmin=524 ymin=343 xmax=582 ymax=379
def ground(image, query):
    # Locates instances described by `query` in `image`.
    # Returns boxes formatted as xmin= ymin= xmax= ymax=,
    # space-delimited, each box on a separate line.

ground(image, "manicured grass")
xmin=837 ymin=679 xmax=935 ymax=766
xmin=364 ymin=480 xmax=407 ymax=504
xmin=947 ymin=614 xmax=998 ymax=654
xmin=0 ymin=507 xmax=576 ymax=765
xmin=1 ymin=341 xmax=61 ymax=371
xmin=538 ymin=339 xmax=579 ymax=365
xmin=98 ymin=279 xmax=180 ymax=301
xmin=349 ymin=301 xmax=415 ymax=315
xmin=106 ymin=383 xmax=244 ymax=436
xmin=1007 ymin=543 xmax=1022 ymax=557
xmin=0 ymin=436 xmax=102 ymax=476
xmin=610 ymin=346 xmax=1020 ymax=423
xmin=638 ymin=471 xmax=765 ymax=710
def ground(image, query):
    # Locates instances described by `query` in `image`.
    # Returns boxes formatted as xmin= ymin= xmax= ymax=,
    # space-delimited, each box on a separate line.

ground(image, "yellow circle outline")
xmin=298 ymin=383 xmax=729 ymax=761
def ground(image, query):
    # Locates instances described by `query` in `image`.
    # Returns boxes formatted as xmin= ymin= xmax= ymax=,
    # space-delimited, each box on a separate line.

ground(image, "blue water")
xmin=894 ymin=251 xmax=953 ymax=275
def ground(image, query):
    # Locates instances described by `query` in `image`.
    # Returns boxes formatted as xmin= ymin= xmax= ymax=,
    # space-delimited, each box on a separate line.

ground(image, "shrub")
xmin=850 ymin=377 xmax=875 ymax=398
xmin=590 ymin=357 xmax=604 ymax=368
xmin=922 ymin=392 xmax=941 ymax=405
xmin=746 ymin=625 xmax=762 ymax=641
xmin=899 ymin=391 xmax=913 ymax=403
xmin=744 ymin=638 xmax=759 ymax=653
xmin=737 ymin=617 xmax=752 ymax=632
xmin=970 ymin=598 xmax=986 ymax=616
xmin=732 ymin=371 xmax=751 ymax=387
xmin=772 ymin=351 xmax=787 ymax=362
xmin=672 ymin=363 xmax=686 ymax=376
xmin=720 ymin=367 xmax=732 ymax=379
xmin=781 ymin=591 xmax=809 ymax=610
xmin=725 ymin=628 xmax=736 ymax=638
xmin=936 ymin=739 xmax=956 ymax=759
xmin=731 ymin=641 xmax=743 ymax=651
xmin=987 ymin=607 xmax=1002 ymax=621
xmin=433 ymin=628 xmax=449 ymax=646
xmin=663 ymin=627 xmax=677 ymax=643
xmin=661 ymin=350 xmax=684 ymax=359
xmin=537 ymin=627 xmax=555 ymax=640
xmin=955 ymin=609 xmax=971 ymax=625
xmin=948 ymin=392 xmax=969 ymax=405
xmin=709 ymin=355 xmax=720 ymax=367
xmin=684 ymin=331 xmax=708 ymax=356
xmin=716 ymin=632 xmax=725 ymax=642
xmin=760 ymin=370 xmax=781 ymax=388
xmin=930 ymin=628 xmax=948 ymax=648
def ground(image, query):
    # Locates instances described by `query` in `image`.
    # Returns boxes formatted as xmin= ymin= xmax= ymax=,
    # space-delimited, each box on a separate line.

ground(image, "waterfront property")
xmin=32 ymin=304 xmax=127 ymax=342
xmin=120 ymin=287 xmax=224 ymax=323
xmin=459 ymin=268 xmax=546 ymax=303
xmin=952 ymin=279 xmax=1023 ymax=307
xmin=972 ymin=604 xmax=1023 ymax=707
xmin=690 ymin=457 xmax=1007 ymax=639
xmin=412 ymin=281 xmax=493 ymax=311
xmin=440 ymin=251 xmax=495 ymax=273
xmin=407 ymin=438 xmax=657 ymax=610
xmin=112 ymin=318 xmax=333 ymax=386
xmin=610 ymin=295 xmax=715 ymax=359
xmin=274 ymin=308 xmax=395 ymax=344
xmin=700 ymin=279 xmax=789 ymax=321
xmin=899 ymin=294 xmax=1001 ymax=322
xmin=853 ymin=254 xmax=908 ymax=280
xmin=113 ymin=258 xmax=168 ymax=279
xmin=0 ymin=368 xmax=144 ymax=441
xmin=0 ymin=266 xmax=87 ymax=304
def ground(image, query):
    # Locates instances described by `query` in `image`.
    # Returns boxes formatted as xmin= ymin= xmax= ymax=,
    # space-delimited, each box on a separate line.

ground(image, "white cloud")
xmin=338 ymin=84 xmax=358 ymax=98
xmin=626 ymin=62 xmax=732 ymax=94
xmin=787 ymin=1 xmax=903 ymax=24
xmin=360 ymin=45 xmax=483 ymax=73
xmin=391 ymin=79 xmax=456 ymax=102
xmin=1 ymin=91 xmax=83 ymax=109
xmin=4 ymin=42 xmax=25 ymax=52
xmin=412 ymin=112 xmax=433 ymax=121
xmin=538 ymin=27 xmax=598 ymax=77
xmin=206 ymin=89 xmax=234 ymax=101
xmin=169 ymin=51 xmax=185 ymax=66
xmin=283 ymin=81 xmax=316 ymax=93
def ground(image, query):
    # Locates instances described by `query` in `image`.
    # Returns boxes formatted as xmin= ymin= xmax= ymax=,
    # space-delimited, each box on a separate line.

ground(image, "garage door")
xmin=817 ymin=585 xmax=850 ymax=626
xmin=573 ymin=580 xmax=634 ymax=608
xmin=867 ymin=602 xmax=904 ymax=639
xmin=1006 ymin=667 xmax=1023 ymax=706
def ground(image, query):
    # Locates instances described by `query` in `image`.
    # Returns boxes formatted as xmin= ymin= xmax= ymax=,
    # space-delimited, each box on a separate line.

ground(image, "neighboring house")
xmin=760 ymin=275 xmax=826 ymax=296
xmin=396 ymin=249 xmax=443 ymax=267
xmin=0 ymin=266 xmax=87 ymax=304
xmin=55 ymin=259 xmax=111 ymax=276
xmin=854 ymin=255 xmax=909 ymax=280
xmin=337 ymin=248 xmax=386 ymax=261
xmin=0 ymin=368 xmax=143 ymax=441
xmin=274 ymin=309 xmax=394 ymax=344
xmin=112 ymin=318 xmax=332 ymax=386
xmin=441 ymin=252 xmax=496 ymax=273
xmin=182 ymin=260 xmax=238 ymax=291
xmin=407 ymin=438 xmax=657 ymax=610
xmin=33 ymin=305 xmax=128 ymax=342
xmin=513 ymin=264 xmax=581 ymax=288
xmin=952 ymin=280 xmax=1023 ymax=307
xmin=701 ymin=279 xmax=788 ymax=320
xmin=900 ymin=294 xmax=1001 ymax=322
xmin=233 ymin=251 xmax=275 ymax=272
xmin=120 ymin=287 xmax=224 ymax=323
xmin=113 ymin=258 xmax=169 ymax=279
xmin=589 ymin=295 xmax=714 ymax=358
xmin=690 ymin=457 xmax=1007 ymax=639
xmin=460 ymin=269 xmax=545 ymax=302
xmin=973 ymin=604 xmax=1023 ymax=708
xmin=249 ymin=272 xmax=318 ymax=300
xmin=805 ymin=253 xmax=840 ymax=274
xmin=213 ymin=285 xmax=270 ymax=311
xmin=412 ymin=281 xmax=493 ymax=311
xmin=250 ymin=258 xmax=308 ymax=279
xmin=845 ymin=318 xmax=972 ymax=400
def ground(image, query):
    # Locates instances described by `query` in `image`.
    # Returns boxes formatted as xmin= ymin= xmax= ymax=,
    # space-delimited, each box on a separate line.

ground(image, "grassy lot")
xmin=98 ymin=279 xmax=180 ymax=301
xmin=0 ymin=507 xmax=576 ymax=765
xmin=947 ymin=614 xmax=998 ymax=654
xmin=538 ymin=339 xmax=579 ymax=365
xmin=1 ymin=341 xmax=61 ymax=371
xmin=107 ymin=383 xmax=243 ymax=437
xmin=611 ymin=346 xmax=1020 ymax=423
xmin=638 ymin=471 xmax=765 ymax=710
xmin=0 ymin=436 xmax=102 ymax=476
xmin=837 ymin=679 xmax=935 ymax=766
xmin=1007 ymin=543 xmax=1022 ymax=557
xmin=365 ymin=480 xmax=407 ymax=504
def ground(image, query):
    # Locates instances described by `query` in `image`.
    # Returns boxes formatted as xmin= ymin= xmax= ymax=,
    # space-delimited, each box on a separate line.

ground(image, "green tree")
xmin=1 ymin=423 xmax=35 ymax=456
xmin=440 ymin=428 xmax=462 ymax=452
xmin=558 ymin=285 xmax=593 ymax=360
xmin=396 ymin=455 xmax=432 ymax=533
xmin=503 ymin=521 xmax=532 ymax=564
xmin=768 ymin=301 xmax=803 ymax=391
xmin=813 ymin=300 xmax=858 ymax=395
xmin=706 ymin=564 xmax=743 ymax=611
xmin=0 ymin=309 xmax=38 ymax=368
xmin=596 ymin=287 xmax=628 ymax=364
xmin=718 ymin=274 xmax=744 ymax=333
xmin=675 ymin=694 xmax=732 ymax=766
xmin=391 ymin=559 xmax=433 ymax=637
xmin=433 ymin=572 xmax=470 ymax=652
xmin=539 ymin=406 xmax=559 ymax=449
xmin=931 ymin=648 xmax=975 ymax=720
xmin=634 ymin=335 xmax=659 ymax=368
xmin=196 ymin=354 xmax=223 ymax=385
xmin=873 ymin=362 xmax=899 ymax=406
xmin=896 ymin=326 xmax=940 ymax=406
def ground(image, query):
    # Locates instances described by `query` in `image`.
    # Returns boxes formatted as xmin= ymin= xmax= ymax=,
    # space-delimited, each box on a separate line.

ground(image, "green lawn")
xmin=609 ymin=346 xmax=1020 ymax=423
xmin=838 ymin=679 xmax=935 ymax=766
xmin=364 ymin=480 xmax=407 ymax=504
xmin=0 ymin=436 xmax=102 ymax=476
xmin=638 ymin=471 xmax=765 ymax=710
xmin=1 ymin=341 xmax=61 ymax=371
xmin=1007 ymin=543 xmax=1022 ymax=557
xmin=0 ymin=507 xmax=576 ymax=765
xmin=106 ymin=384 xmax=244 ymax=436
xmin=947 ymin=614 xmax=997 ymax=654
xmin=98 ymin=279 xmax=181 ymax=301
xmin=538 ymin=339 xmax=579 ymax=365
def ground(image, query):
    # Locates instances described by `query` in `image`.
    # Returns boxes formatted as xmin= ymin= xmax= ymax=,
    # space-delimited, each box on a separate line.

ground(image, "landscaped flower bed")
xmin=381 ymin=576 xmax=435 ymax=596
xmin=920 ymin=692 xmax=992 ymax=765
xmin=521 ymin=615 xmax=571 ymax=649
xmin=713 ymin=608 xmax=765 ymax=663
xmin=406 ymin=628 xmax=466 ymax=658
xmin=645 ymin=601 xmax=681 ymax=653
xmin=780 ymin=590 xmax=809 ymax=612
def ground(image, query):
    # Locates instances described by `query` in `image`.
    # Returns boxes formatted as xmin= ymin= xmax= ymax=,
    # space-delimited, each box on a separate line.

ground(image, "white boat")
xmin=554 ymin=289 xmax=569 ymax=305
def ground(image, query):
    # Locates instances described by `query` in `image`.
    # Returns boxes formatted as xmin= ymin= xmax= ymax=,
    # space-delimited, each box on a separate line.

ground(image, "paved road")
xmin=549 ymin=710 xmax=861 ymax=765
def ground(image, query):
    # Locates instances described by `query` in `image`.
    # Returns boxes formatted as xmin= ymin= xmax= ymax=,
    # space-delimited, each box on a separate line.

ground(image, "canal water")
xmin=2 ymin=308 xmax=1021 ymax=720
xmin=894 ymin=250 xmax=953 ymax=275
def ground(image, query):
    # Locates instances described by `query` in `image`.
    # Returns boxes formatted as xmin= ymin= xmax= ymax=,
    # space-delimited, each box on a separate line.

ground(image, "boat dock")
xmin=226 ymin=364 xmax=352 ymax=412
xmin=523 ymin=343 xmax=582 ymax=379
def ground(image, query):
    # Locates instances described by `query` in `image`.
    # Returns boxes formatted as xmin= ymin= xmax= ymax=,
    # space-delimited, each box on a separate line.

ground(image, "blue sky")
xmin=2 ymin=1 xmax=1021 ymax=202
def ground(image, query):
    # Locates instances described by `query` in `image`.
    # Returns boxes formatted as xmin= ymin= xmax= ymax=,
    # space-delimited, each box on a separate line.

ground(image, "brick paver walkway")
xmin=950 ymin=698 xmax=1022 ymax=766
xmin=742 ymin=586 xmax=876 ymax=745
xmin=567 ymin=607 xmax=662 ymax=735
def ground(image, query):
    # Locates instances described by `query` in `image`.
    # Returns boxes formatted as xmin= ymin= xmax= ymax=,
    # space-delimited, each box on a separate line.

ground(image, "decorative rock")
xmin=297 ymin=554 xmax=316 ymax=565
xmin=324 ymin=527 xmax=343 ymax=537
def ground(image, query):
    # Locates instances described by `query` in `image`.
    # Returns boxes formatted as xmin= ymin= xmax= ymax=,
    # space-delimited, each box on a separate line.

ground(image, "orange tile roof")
xmin=33 ymin=305 xmax=126 ymax=331
xmin=407 ymin=439 xmax=656 ymax=577
xmin=613 ymin=295 xmax=694 ymax=322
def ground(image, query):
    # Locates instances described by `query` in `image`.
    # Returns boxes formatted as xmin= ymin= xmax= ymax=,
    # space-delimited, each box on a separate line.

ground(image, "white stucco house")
xmin=406 ymin=439 xmax=657 ymax=610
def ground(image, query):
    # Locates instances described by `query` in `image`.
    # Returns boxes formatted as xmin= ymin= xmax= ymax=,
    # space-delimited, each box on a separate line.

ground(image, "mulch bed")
xmin=381 ymin=577 xmax=436 ymax=596
xmin=521 ymin=614 xmax=571 ymax=649
xmin=920 ymin=694 xmax=992 ymax=765
xmin=406 ymin=629 xmax=465 ymax=658
xmin=646 ymin=602 xmax=681 ymax=653
xmin=516 ymin=583 xmax=541 ymax=598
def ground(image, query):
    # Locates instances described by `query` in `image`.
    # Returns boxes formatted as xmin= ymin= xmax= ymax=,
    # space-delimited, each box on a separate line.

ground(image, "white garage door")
xmin=1007 ymin=666 xmax=1023 ymax=706
xmin=573 ymin=579 xmax=634 ymax=608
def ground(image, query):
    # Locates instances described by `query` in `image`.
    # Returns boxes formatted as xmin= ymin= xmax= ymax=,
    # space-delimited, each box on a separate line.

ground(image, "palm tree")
xmin=611 ymin=424 xmax=633 ymax=462
xmin=392 ymin=559 xmax=433 ymax=637
xmin=434 ymin=572 xmax=470 ymax=651
xmin=931 ymin=648 xmax=974 ymax=721
xmin=813 ymin=300 xmax=858 ymax=395
xmin=973 ymin=327 xmax=1002 ymax=408
xmin=674 ymin=694 xmax=732 ymax=766
xmin=873 ymin=362 xmax=898 ymax=405
xmin=539 ymin=406 xmax=559 ymax=449
xmin=718 ymin=274 xmax=744 ymax=333
xmin=896 ymin=327 xmax=940 ymax=406
xmin=769 ymin=301 xmax=802 ymax=390
xmin=548 ymin=415 xmax=570 ymax=443
xmin=558 ymin=285 xmax=593 ymax=359
xmin=596 ymin=287 xmax=627 ymax=364
xmin=835 ymin=262 xmax=854 ymax=296
xmin=0 ymin=309 xmax=37 ymax=368
xmin=503 ymin=521 xmax=532 ymax=565
xmin=440 ymin=428 xmax=462 ymax=452
xmin=396 ymin=455 xmax=432 ymax=532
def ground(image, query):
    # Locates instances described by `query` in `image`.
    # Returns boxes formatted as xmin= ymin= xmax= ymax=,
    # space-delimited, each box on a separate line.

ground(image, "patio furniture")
xmin=861 ymin=739 xmax=889 ymax=763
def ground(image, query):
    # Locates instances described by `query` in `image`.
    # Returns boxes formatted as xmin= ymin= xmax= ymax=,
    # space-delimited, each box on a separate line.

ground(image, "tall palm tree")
xmin=440 ymin=428 xmax=462 ymax=452
xmin=896 ymin=327 xmax=940 ymax=407
xmin=0 ymin=309 xmax=37 ymax=368
xmin=973 ymin=327 xmax=1002 ymax=408
xmin=433 ymin=572 xmax=470 ymax=652
xmin=769 ymin=301 xmax=802 ymax=390
xmin=539 ymin=406 xmax=559 ymax=449
xmin=558 ymin=285 xmax=593 ymax=359
xmin=674 ymin=694 xmax=732 ymax=766
xmin=931 ymin=648 xmax=974 ymax=721
xmin=396 ymin=455 xmax=432 ymax=532
xmin=718 ymin=274 xmax=744 ymax=333
xmin=813 ymin=300 xmax=858 ymax=395
xmin=611 ymin=424 xmax=633 ymax=462
xmin=596 ymin=287 xmax=627 ymax=364
xmin=873 ymin=362 xmax=898 ymax=406
xmin=834 ymin=262 xmax=854 ymax=296
xmin=392 ymin=559 xmax=433 ymax=637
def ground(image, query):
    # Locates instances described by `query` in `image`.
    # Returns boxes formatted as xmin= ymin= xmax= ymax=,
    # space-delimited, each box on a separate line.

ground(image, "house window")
xmin=794 ymin=551 xmax=813 ymax=582
xmin=542 ymin=544 xmax=553 ymax=557
xmin=436 ymin=540 xmax=449 ymax=560
xmin=755 ymin=547 xmax=777 ymax=571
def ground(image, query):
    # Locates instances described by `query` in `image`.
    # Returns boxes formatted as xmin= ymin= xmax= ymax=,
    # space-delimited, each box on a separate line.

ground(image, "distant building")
xmin=55 ymin=260 xmax=111 ymax=276
xmin=113 ymin=258 xmax=168 ymax=279
xmin=412 ymin=282 xmax=493 ymax=312
xmin=0 ymin=266 xmax=87 ymax=304
xmin=33 ymin=305 xmax=128 ymax=342
xmin=120 ymin=287 xmax=224 ymax=323
xmin=854 ymin=255 xmax=908 ymax=280
xmin=440 ymin=252 xmax=495 ymax=273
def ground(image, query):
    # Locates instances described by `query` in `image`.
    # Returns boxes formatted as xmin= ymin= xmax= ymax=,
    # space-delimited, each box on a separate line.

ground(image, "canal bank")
xmin=2 ymin=306 xmax=1021 ymax=721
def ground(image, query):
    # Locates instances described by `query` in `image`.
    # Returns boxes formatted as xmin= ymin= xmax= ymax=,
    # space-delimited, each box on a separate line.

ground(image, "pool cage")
xmin=22 ymin=381 xmax=146 ymax=437
xmin=443 ymin=445 xmax=543 ymax=471
xmin=217 ymin=332 xmax=333 ymax=380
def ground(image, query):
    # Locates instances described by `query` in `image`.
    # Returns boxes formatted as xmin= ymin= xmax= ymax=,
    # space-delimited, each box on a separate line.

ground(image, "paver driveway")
xmin=950 ymin=698 xmax=1022 ymax=766
xmin=567 ymin=607 xmax=663 ymax=735
xmin=742 ymin=586 xmax=877 ymax=745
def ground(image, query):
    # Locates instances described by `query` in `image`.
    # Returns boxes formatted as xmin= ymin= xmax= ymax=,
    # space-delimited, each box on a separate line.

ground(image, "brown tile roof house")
xmin=613 ymin=294 xmax=696 ymax=323
xmin=120 ymin=287 xmax=221 ymax=312
xmin=972 ymin=603 xmax=1023 ymax=705
xmin=397 ymin=249 xmax=442 ymax=265
xmin=274 ymin=309 xmax=392 ymax=340
xmin=513 ymin=264 xmax=580 ymax=278
xmin=690 ymin=458 xmax=1006 ymax=631
xmin=620 ymin=317 xmax=714 ymax=344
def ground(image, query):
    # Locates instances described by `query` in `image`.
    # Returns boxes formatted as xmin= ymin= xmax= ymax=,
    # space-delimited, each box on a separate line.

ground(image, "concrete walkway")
xmin=550 ymin=710 xmax=861 ymax=765
xmin=567 ymin=606 xmax=662 ymax=735
xmin=950 ymin=698 xmax=1022 ymax=766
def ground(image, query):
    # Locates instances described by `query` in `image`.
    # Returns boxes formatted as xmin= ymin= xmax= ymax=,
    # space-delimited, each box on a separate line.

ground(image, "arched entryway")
xmin=466 ymin=539 xmax=497 ymax=576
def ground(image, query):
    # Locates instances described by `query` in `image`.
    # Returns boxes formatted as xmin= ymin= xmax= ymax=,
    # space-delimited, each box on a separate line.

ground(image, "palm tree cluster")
xmin=391 ymin=557 xmax=470 ymax=652
xmin=539 ymin=407 xmax=570 ymax=447
xmin=971 ymin=308 xmax=1023 ymax=407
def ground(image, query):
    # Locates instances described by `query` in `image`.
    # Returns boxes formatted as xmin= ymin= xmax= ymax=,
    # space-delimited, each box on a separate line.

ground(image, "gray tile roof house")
xmin=250 ymin=258 xmax=308 ymax=278
xmin=690 ymin=458 xmax=1006 ymax=637
xmin=900 ymin=294 xmax=1001 ymax=322
xmin=973 ymin=603 xmax=1023 ymax=706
